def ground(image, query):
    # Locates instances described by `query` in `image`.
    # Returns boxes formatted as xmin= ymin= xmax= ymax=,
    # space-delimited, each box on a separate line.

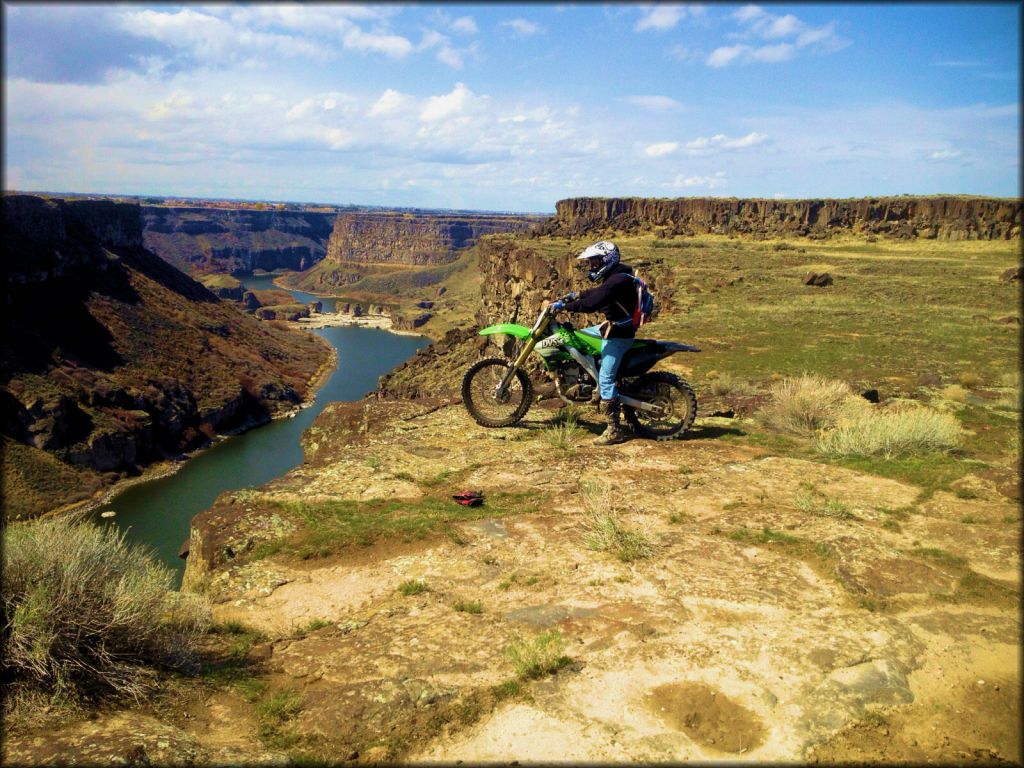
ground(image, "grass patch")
xmin=545 ymin=414 xmax=583 ymax=455
xmin=453 ymin=600 xmax=483 ymax=614
xmin=492 ymin=679 xmax=525 ymax=700
xmin=498 ymin=572 xmax=518 ymax=590
xmin=257 ymin=691 xmax=303 ymax=750
xmin=503 ymin=630 xmax=572 ymax=681
xmin=825 ymin=453 xmax=974 ymax=500
xmin=262 ymin=491 xmax=540 ymax=560
xmin=906 ymin=547 xmax=1018 ymax=608
xmin=298 ymin=618 xmax=332 ymax=634
xmin=397 ymin=579 xmax=429 ymax=596
xmin=210 ymin=620 xmax=266 ymax=659
xmin=580 ymin=478 xmax=655 ymax=562
xmin=794 ymin=490 xmax=854 ymax=519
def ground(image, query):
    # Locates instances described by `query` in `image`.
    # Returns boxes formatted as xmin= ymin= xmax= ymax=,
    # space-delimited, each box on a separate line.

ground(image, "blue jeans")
xmin=582 ymin=326 xmax=633 ymax=400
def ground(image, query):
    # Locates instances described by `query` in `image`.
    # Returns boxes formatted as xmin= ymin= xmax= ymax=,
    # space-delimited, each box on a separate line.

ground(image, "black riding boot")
xmin=594 ymin=399 xmax=628 ymax=446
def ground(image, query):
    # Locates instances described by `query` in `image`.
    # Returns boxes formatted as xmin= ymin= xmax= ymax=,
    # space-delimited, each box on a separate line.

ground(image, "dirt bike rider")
xmin=547 ymin=241 xmax=637 ymax=446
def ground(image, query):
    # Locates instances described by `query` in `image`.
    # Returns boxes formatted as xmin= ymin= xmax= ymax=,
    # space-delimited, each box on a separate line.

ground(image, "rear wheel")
xmin=462 ymin=357 xmax=534 ymax=427
xmin=622 ymin=371 xmax=697 ymax=440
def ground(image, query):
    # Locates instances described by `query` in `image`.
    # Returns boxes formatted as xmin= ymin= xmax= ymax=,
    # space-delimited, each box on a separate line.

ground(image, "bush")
xmin=756 ymin=375 xmax=864 ymax=437
xmin=503 ymin=630 xmax=570 ymax=680
xmin=816 ymin=406 xmax=962 ymax=459
xmin=2 ymin=515 xmax=210 ymax=709
xmin=579 ymin=479 xmax=655 ymax=562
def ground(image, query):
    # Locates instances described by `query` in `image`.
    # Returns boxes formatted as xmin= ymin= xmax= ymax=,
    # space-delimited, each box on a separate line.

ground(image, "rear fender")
xmin=478 ymin=323 xmax=532 ymax=339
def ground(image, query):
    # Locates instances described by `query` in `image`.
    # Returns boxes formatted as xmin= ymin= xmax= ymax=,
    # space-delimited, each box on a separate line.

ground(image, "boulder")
xmin=803 ymin=272 xmax=834 ymax=287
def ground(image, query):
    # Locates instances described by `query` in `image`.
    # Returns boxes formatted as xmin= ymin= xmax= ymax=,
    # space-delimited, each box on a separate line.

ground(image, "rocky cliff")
xmin=290 ymin=211 xmax=541 ymax=294
xmin=538 ymin=196 xmax=1022 ymax=240
xmin=1 ymin=195 xmax=332 ymax=520
xmin=142 ymin=206 xmax=336 ymax=275
xmin=326 ymin=212 xmax=534 ymax=266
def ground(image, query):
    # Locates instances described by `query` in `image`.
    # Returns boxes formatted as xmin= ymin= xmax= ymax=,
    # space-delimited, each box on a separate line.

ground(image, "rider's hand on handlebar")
xmin=548 ymin=300 xmax=564 ymax=312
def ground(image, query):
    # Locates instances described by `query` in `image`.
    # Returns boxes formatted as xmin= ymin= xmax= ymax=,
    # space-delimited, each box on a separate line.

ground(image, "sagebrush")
xmin=756 ymin=375 xmax=866 ymax=437
xmin=816 ymin=406 xmax=962 ymax=459
xmin=2 ymin=515 xmax=210 ymax=711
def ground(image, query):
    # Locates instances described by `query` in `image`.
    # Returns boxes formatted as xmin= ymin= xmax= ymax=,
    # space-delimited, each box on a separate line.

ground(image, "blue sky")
xmin=3 ymin=3 xmax=1019 ymax=213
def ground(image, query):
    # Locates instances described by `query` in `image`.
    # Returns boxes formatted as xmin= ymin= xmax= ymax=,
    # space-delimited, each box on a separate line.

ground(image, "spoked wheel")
xmin=622 ymin=371 xmax=697 ymax=440
xmin=461 ymin=357 xmax=534 ymax=427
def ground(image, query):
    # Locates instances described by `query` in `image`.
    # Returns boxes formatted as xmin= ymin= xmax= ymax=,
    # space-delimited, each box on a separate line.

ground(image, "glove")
xmin=565 ymin=292 xmax=577 ymax=301
xmin=551 ymin=301 xmax=564 ymax=311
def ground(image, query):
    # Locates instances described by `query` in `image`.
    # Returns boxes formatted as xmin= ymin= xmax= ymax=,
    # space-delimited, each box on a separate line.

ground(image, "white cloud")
xmin=452 ymin=16 xmax=478 ymax=35
xmin=420 ymin=82 xmax=475 ymax=122
xmin=732 ymin=5 xmax=767 ymax=24
xmin=707 ymin=45 xmax=747 ymax=67
xmin=636 ymin=4 xmax=691 ymax=32
xmin=670 ymin=171 xmax=728 ymax=189
xmin=645 ymin=142 xmax=679 ymax=157
xmin=501 ymin=18 xmax=543 ymax=37
xmin=686 ymin=132 xmax=768 ymax=154
xmin=341 ymin=26 xmax=413 ymax=58
xmin=765 ymin=14 xmax=802 ymax=39
xmin=114 ymin=5 xmax=414 ymax=65
xmin=750 ymin=44 xmax=796 ymax=63
xmin=930 ymin=149 xmax=964 ymax=160
xmin=369 ymin=89 xmax=413 ymax=118
xmin=437 ymin=42 xmax=479 ymax=70
xmin=624 ymin=95 xmax=685 ymax=113
xmin=711 ymin=6 xmax=847 ymax=66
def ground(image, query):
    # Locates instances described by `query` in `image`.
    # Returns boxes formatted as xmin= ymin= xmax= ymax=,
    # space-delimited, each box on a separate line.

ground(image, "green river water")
xmin=92 ymin=276 xmax=427 ymax=585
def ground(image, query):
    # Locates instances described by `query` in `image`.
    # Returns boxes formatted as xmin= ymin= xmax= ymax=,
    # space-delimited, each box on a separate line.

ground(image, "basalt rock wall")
xmin=325 ymin=212 xmax=537 ymax=267
xmin=540 ymin=196 xmax=1022 ymax=240
xmin=142 ymin=206 xmax=336 ymax=275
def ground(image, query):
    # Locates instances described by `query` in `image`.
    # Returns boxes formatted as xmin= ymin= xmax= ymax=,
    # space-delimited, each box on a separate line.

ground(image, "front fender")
xmin=478 ymin=323 xmax=532 ymax=339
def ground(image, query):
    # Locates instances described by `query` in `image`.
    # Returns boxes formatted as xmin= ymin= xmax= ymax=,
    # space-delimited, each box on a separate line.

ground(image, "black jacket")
xmin=561 ymin=263 xmax=637 ymax=339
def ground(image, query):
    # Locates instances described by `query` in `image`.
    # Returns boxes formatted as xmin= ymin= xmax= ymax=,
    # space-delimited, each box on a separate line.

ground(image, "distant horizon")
xmin=6 ymin=188 xmax=1020 ymax=220
xmin=4 ymin=3 xmax=1019 ymax=211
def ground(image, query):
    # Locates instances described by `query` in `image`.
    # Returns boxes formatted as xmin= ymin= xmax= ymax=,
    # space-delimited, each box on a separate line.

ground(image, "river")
xmin=93 ymin=274 xmax=427 ymax=585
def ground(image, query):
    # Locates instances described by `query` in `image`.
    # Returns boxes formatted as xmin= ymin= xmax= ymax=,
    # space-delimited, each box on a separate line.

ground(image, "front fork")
xmin=495 ymin=309 xmax=550 ymax=398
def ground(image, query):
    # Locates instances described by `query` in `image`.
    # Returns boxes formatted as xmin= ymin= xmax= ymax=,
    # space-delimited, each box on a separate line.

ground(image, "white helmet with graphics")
xmin=576 ymin=241 xmax=620 ymax=282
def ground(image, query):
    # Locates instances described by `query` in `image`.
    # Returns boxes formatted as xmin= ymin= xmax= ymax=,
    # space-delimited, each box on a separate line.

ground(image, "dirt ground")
xmin=3 ymin=399 xmax=1020 ymax=766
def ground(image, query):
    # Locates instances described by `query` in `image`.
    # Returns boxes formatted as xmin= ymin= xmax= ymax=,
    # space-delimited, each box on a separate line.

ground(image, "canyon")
xmin=3 ymin=193 xmax=1019 ymax=765
xmin=1 ymin=195 xmax=332 ymax=520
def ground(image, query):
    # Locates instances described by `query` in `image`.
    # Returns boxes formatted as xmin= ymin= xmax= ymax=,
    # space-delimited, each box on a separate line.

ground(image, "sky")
xmin=3 ymin=2 xmax=1020 ymax=213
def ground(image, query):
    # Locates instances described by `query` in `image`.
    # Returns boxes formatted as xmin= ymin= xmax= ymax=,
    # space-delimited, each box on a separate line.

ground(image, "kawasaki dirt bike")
xmin=461 ymin=300 xmax=700 ymax=440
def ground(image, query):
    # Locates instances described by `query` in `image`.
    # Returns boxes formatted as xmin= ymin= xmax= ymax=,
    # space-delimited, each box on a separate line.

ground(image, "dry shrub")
xmin=708 ymin=372 xmax=754 ymax=397
xmin=957 ymin=371 xmax=984 ymax=388
xmin=2 ymin=515 xmax=210 ymax=712
xmin=941 ymin=385 xmax=970 ymax=403
xmin=816 ymin=405 xmax=962 ymax=459
xmin=756 ymin=375 xmax=864 ymax=437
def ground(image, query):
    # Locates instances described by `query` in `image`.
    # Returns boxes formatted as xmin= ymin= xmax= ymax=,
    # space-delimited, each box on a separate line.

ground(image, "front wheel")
xmin=622 ymin=371 xmax=697 ymax=440
xmin=462 ymin=357 xmax=534 ymax=427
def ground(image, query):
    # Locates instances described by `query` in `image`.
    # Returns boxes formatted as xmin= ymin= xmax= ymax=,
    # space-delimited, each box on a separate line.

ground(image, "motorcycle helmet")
xmin=576 ymin=241 xmax=620 ymax=282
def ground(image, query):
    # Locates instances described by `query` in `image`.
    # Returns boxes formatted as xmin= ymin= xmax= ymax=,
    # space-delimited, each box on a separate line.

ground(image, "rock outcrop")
xmin=142 ymin=206 xmax=336 ymax=275
xmin=290 ymin=211 xmax=542 ymax=293
xmin=325 ymin=211 xmax=534 ymax=266
xmin=538 ymin=196 xmax=1022 ymax=240
xmin=1 ymin=195 xmax=332 ymax=520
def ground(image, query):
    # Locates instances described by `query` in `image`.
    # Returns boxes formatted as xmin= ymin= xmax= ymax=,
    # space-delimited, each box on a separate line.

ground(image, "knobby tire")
xmin=622 ymin=371 xmax=697 ymax=440
xmin=462 ymin=357 xmax=534 ymax=428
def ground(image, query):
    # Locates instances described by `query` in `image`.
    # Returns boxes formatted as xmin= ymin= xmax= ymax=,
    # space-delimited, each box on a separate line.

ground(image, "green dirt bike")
xmin=461 ymin=299 xmax=700 ymax=440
